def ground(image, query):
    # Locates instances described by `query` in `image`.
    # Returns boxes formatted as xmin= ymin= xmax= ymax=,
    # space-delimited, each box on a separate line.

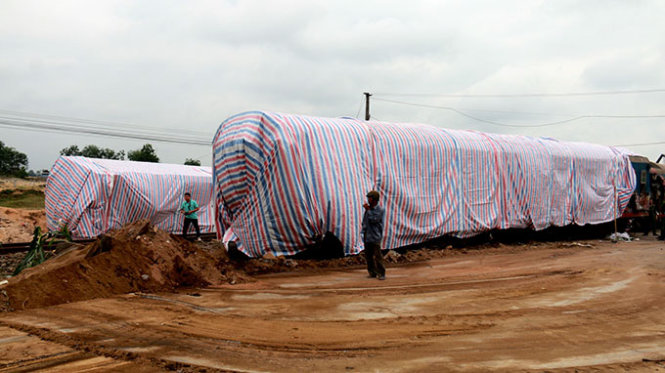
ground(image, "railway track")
xmin=0 ymin=233 xmax=218 ymax=254
xmin=0 ymin=241 xmax=88 ymax=254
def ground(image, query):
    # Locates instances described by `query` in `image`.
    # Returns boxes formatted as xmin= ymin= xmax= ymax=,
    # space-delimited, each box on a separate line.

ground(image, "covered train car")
xmin=213 ymin=111 xmax=636 ymax=257
xmin=46 ymin=156 xmax=215 ymax=239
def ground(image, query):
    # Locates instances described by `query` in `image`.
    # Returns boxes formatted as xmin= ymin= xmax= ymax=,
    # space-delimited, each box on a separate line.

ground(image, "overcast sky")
xmin=1 ymin=0 xmax=664 ymax=170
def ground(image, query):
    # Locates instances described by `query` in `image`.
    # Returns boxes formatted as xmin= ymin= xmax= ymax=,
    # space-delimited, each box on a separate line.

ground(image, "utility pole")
xmin=363 ymin=92 xmax=372 ymax=121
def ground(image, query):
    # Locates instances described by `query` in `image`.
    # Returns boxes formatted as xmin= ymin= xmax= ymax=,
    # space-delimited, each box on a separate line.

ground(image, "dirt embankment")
xmin=0 ymin=207 xmax=46 ymax=243
xmin=0 ymin=220 xmax=248 ymax=311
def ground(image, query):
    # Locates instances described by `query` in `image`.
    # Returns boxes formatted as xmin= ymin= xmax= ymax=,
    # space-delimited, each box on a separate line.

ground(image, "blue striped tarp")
xmin=213 ymin=111 xmax=636 ymax=257
xmin=45 ymin=156 xmax=215 ymax=239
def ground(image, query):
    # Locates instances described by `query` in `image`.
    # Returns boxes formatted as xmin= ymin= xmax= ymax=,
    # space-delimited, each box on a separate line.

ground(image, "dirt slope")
xmin=1 ymin=220 xmax=247 ymax=311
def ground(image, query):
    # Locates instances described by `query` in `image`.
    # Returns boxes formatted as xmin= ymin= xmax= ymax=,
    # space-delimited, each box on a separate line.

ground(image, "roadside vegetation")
xmin=0 ymin=177 xmax=46 ymax=209
xmin=61 ymin=143 xmax=160 ymax=162
xmin=0 ymin=141 xmax=29 ymax=178
xmin=0 ymin=189 xmax=45 ymax=210
xmin=12 ymin=225 xmax=72 ymax=276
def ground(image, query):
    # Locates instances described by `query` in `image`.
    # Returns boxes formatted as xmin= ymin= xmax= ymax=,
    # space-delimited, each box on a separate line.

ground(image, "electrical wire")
xmin=372 ymin=97 xmax=665 ymax=128
xmin=0 ymin=108 xmax=213 ymax=144
xmin=0 ymin=109 xmax=211 ymax=136
xmin=373 ymin=88 xmax=665 ymax=98
xmin=441 ymin=107 xmax=572 ymax=118
xmin=613 ymin=140 xmax=665 ymax=148
xmin=0 ymin=119 xmax=210 ymax=145
xmin=0 ymin=116 xmax=209 ymax=143
xmin=355 ymin=95 xmax=364 ymax=119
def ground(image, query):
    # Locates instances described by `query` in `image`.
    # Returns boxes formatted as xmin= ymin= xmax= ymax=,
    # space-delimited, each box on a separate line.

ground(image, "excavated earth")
xmin=0 ymin=207 xmax=46 ymax=243
xmin=0 ymin=234 xmax=664 ymax=372
xmin=0 ymin=220 xmax=248 ymax=311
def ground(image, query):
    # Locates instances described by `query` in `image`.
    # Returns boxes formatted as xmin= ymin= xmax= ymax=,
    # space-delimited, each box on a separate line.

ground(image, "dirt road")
xmin=1 ymin=239 xmax=664 ymax=372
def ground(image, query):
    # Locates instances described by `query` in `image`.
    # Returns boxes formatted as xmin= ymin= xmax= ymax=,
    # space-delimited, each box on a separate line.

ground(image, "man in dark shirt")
xmin=362 ymin=190 xmax=386 ymax=280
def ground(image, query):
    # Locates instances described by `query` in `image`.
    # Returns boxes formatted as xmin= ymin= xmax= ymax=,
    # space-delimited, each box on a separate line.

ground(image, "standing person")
xmin=657 ymin=177 xmax=665 ymax=240
xmin=180 ymin=192 xmax=201 ymax=241
xmin=362 ymin=190 xmax=386 ymax=280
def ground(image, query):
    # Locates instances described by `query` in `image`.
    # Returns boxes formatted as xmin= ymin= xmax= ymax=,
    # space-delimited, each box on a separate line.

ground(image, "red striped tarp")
xmin=213 ymin=111 xmax=636 ymax=257
xmin=46 ymin=156 xmax=215 ymax=239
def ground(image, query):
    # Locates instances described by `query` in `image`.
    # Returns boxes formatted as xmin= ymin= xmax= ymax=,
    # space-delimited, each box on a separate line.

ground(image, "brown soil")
xmin=0 ymin=325 xmax=159 ymax=372
xmin=0 ymin=252 xmax=26 ymax=279
xmin=0 ymin=238 xmax=664 ymax=372
xmin=0 ymin=220 xmax=248 ymax=311
xmin=0 ymin=207 xmax=46 ymax=243
xmin=238 ymin=241 xmax=574 ymax=276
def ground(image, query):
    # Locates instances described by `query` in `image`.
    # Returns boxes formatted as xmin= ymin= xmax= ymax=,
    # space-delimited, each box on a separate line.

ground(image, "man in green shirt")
xmin=180 ymin=192 xmax=201 ymax=241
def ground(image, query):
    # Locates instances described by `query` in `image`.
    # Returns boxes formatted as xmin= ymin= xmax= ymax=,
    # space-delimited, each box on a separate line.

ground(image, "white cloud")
xmin=1 ymin=0 xmax=665 ymax=169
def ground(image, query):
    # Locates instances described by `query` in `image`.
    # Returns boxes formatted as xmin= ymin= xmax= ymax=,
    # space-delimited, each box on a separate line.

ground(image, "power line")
xmin=0 ymin=119 xmax=211 ymax=145
xmin=0 ymin=109 xmax=211 ymax=136
xmin=0 ymin=121 xmax=210 ymax=145
xmin=0 ymin=116 xmax=209 ymax=143
xmin=0 ymin=109 xmax=213 ymax=144
xmin=0 ymin=117 xmax=210 ymax=143
xmin=443 ymin=107 xmax=572 ymax=118
xmin=613 ymin=140 xmax=665 ymax=148
xmin=374 ymin=88 xmax=665 ymax=98
xmin=354 ymin=94 xmax=364 ymax=119
xmin=372 ymin=97 xmax=665 ymax=128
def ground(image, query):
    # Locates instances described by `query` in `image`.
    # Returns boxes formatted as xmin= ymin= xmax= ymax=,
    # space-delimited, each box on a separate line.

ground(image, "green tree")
xmin=0 ymin=141 xmax=28 ymax=177
xmin=60 ymin=145 xmax=81 ymax=156
xmin=184 ymin=158 xmax=201 ymax=166
xmin=127 ymin=144 xmax=159 ymax=163
xmin=60 ymin=144 xmax=125 ymax=160
xmin=81 ymin=145 xmax=124 ymax=160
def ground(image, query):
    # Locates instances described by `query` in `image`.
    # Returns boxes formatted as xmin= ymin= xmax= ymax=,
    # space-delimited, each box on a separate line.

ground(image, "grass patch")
xmin=0 ymin=189 xmax=45 ymax=210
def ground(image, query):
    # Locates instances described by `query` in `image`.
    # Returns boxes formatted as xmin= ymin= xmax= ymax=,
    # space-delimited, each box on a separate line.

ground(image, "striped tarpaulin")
xmin=45 ymin=156 xmax=215 ymax=239
xmin=212 ymin=111 xmax=636 ymax=257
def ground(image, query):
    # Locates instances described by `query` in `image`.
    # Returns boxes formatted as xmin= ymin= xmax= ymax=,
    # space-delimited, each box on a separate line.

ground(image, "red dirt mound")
xmin=0 ymin=207 xmax=46 ymax=243
xmin=0 ymin=220 xmax=248 ymax=311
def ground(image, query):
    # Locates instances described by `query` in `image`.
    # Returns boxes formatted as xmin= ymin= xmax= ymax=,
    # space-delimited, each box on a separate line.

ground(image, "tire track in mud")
xmin=0 ymin=351 xmax=84 ymax=372
xmin=1 ymin=242 xmax=664 ymax=372
xmin=0 ymin=268 xmax=617 ymax=367
xmin=0 ymin=321 xmax=236 ymax=373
